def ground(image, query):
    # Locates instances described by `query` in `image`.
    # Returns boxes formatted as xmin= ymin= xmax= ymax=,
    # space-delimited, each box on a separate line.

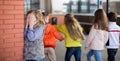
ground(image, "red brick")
xmin=0 ymin=25 xmax=14 ymax=29
xmin=15 ymin=6 xmax=24 ymax=9
xmin=15 ymin=50 xmax=23 ymax=56
xmin=15 ymin=14 xmax=24 ymax=19
xmin=0 ymin=30 xmax=3 ymax=34
xmin=4 ymin=38 xmax=14 ymax=43
xmin=4 ymin=56 xmax=15 ymax=61
xmin=0 ymin=48 xmax=4 ymax=53
xmin=0 ymin=52 xmax=4 ymax=55
xmin=13 ymin=47 xmax=23 ymax=52
xmin=15 ymin=42 xmax=24 ymax=47
xmin=0 ymin=42 xmax=14 ymax=48
xmin=0 ymin=0 xmax=24 ymax=61
xmin=15 ymin=33 xmax=23 ymax=38
xmin=4 ymin=1 xmax=24 ymax=5
xmin=50 ymin=15 xmax=64 ymax=24
xmin=4 ymin=48 xmax=14 ymax=53
xmin=0 ymin=20 xmax=3 ymax=24
xmin=4 ymin=47 xmax=23 ymax=53
xmin=3 ymin=52 xmax=14 ymax=57
xmin=0 ymin=15 xmax=14 ymax=20
xmin=0 ymin=34 xmax=14 ymax=39
xmin=15 ymin=24 xmax=24 ymax=28
xmin=0 ymin=39 xmax=4 ymax=44
xmin=0 ymin=57 xmax=4 ymax=61
xmin=0 ymin=43 xmax=5 ymax=49
xmin=4 ymin=29 xmax=23 ymax=33
xmin=0 ymin=5 xmax=14 ymax=9
xmin=4 ymin=19 xmax=24 ymax=24
xmin=14 ymin=38 xmax=24 ymax=43
xmin=5 ymin=38 xmax=23 ymax=43
xmin=16 ymin=57 xmax=24 ymax=61
xmin=0 ymin=10 xmax=3 ymax=14
xmin=0 ymin=56 xmax=4 ymax=58
xmin=0 ymin=1 xmax=3 ymax=4
xmin=4 ymin=43 xmax=14 ymax=48
xmin=15 ymin=55 xmax=23 ymax=61
xmin=4 ymin=10 xmax=24 ymax=14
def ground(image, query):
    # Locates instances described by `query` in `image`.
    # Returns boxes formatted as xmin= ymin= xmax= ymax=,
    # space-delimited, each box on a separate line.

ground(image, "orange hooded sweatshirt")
xmin=43 ymin=23 xmax=64 ymax=48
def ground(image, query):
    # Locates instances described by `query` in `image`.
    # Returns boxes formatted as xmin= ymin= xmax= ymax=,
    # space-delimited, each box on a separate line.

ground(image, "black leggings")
xmin=107 ymin=49 xmax=118 ymax=61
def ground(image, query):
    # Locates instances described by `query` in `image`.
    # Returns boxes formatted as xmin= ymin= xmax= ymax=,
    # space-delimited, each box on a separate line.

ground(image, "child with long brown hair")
xmin=56 ymin=13 xmax=85 ymax=61
xmin=85 ymin=9 xmax=108 ymax=61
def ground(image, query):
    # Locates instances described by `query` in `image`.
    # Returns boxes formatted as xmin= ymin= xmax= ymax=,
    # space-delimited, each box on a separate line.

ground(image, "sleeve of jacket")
xmin=24 ymin=28 xmax=28 ymax=37
xmin=104 ymin=31 xmax=108 ymax=44
xmin=55 ymin=24 xmax=64 ymax=32
xmin=85 ymin=26 xmax=95 ymax=48
xmin=27 ymin=26 xmax=44 ymax=41
xmin=119 ymin=32 xmax=120 ymax=42
xmin=52 ymin=25 xmax=64 ymax=41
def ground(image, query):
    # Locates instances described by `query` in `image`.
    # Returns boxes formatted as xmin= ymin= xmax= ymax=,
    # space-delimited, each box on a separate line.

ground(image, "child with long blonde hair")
xmin=56 ymin=13 xmax=85 ymax=61
xmin=24 ymin=9 xmax=45 ymax=61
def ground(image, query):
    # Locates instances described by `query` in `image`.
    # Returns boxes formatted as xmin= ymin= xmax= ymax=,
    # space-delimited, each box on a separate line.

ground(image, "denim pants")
xmin=26 ymin=59 xmax=43 ymax=61
xmin=65 ymin=47 xmax=81 ymax=61
xmin=107 ymin=49 xmax=118 ymax=61
xmin=87 ymin=49 xmax=102 ymax=61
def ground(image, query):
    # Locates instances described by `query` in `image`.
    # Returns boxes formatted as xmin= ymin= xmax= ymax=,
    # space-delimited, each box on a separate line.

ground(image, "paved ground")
xmin=44 ymin=35 xmax=120 ymax=61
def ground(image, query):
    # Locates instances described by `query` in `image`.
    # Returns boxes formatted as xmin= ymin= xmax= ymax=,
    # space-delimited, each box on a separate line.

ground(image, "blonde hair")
xmin=94 ymin=9 xmax=108 ymax=31
xmin=64 ymin=13 xmax=84 ymax=40
xmin=26 ymin=9 xmax=45 ymax=25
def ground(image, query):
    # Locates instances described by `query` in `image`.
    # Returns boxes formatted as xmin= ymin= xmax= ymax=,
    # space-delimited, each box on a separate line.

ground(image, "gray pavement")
xmin=44 ymin=35 xmax=120 ymax=61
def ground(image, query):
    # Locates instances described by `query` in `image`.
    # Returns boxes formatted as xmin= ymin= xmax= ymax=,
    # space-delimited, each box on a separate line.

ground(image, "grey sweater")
xmin=24 ymin=24 xmax=45 ymax=60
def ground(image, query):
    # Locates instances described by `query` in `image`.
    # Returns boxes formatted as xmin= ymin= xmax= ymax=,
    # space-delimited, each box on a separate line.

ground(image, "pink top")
xmin=85 ymin=25 xmax=108 ymax=50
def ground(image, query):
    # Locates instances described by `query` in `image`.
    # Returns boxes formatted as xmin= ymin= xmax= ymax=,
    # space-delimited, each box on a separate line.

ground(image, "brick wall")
xmin=0 ymin=0 xmax=24 ymax=61
xmin=49 ymin=14 xmax=64 ymax=25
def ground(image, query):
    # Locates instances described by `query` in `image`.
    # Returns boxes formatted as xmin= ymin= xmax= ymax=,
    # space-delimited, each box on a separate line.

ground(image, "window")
xmin=51 ymin=0 xmax=100 ymax=14
xmin=109 ymin=0 xmax=120 ymax=15
xmin=24 ymin=0 xmax=40 ymax=14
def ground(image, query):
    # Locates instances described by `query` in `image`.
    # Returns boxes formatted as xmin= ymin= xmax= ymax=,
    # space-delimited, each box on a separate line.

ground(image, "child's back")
xmin=106 ymin=22 xmax=120 ymax=48
xmin=106 ymin=12 xmax=120 ymax=61
xmin=106 ymin=12 xmax=120 ymax=48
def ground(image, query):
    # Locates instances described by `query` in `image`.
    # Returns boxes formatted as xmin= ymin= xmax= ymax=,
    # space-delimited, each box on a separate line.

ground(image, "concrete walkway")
xmin=44 ymin=35 xmax=120 ymax=61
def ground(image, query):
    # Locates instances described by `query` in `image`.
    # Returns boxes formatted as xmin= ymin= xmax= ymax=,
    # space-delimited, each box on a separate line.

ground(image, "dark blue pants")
xmin=26 ymin=59 xmax=43 ymax=61
xmin=65 ymin=47 xmax=81 ymax=61
xmin=107 ymin=49 xmax=118 ymax=61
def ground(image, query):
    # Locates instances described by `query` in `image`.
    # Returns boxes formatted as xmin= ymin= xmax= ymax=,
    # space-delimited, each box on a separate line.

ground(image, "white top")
xmin=106 ymin=22 xmax=120 ymax=49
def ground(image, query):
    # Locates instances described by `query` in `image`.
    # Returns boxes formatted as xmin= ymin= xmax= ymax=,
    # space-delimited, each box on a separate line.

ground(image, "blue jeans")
xmin=87 ymin=50 xmax=102 ymax=61
xmin=107 ymin=49 xmax=118 ymax=61
xmin=26 ymin=59 xmax=43 ymax=61
xmin=65 ymin=47 xmax=81 ymax=61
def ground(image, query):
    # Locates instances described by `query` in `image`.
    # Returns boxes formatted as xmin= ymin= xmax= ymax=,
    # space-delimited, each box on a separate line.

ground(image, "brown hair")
xmin=64 ymin=13 xmax=84 ymax=40
xmin=94 ymin=9 xmax=108 ymax=31
xmin=108 ymin=12 xmax=117 ymax=22
xmin=26 ymin=9 xmax=45 ymax=25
